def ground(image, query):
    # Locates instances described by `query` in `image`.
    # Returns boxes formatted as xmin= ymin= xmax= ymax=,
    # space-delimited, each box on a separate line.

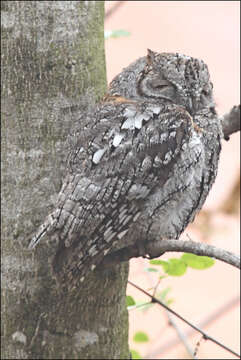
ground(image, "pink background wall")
xmin=105 ymin=2 xmax=240 ymax=359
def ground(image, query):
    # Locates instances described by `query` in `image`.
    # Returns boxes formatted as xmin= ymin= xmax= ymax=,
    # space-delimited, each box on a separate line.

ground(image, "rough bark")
xmin=1 ymin=1 xmax=129 ymax=359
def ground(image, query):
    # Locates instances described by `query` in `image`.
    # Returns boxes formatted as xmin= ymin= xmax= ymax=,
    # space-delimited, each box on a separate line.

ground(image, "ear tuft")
xmin=147 ymin=49 xmax=156 ymax=65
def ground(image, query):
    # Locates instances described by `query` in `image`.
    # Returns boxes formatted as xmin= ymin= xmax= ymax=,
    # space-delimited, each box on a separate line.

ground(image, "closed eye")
xmin=153 ymin=84 xmax=169 ymax=90
xmin=151 ymin=79 xmax=172 ymax=90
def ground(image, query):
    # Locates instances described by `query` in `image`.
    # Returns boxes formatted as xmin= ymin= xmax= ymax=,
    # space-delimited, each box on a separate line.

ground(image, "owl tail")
xmin=28 ymin=212 xmax=58 ymax=249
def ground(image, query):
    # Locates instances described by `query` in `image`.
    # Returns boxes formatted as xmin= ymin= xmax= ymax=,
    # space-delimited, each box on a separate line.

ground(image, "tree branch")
xmin=128 ymin=280 xmax=240 ymax=359
xmin=102 ymin=239 xmax=240 ymax=269
xmin=144 ymin=263 xmax=197 ymax=358
xmin=220 ymin=105 xmax=240 ymax=140
xmin=146 ymin=295 xmax=240 ymax=358
xmin=164 ymin=305 xmax=197 ymax=359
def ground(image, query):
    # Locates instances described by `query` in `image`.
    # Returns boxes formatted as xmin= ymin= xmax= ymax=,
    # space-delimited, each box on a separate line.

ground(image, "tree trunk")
xmin=1 ymin=1 xmax=129 ymax=359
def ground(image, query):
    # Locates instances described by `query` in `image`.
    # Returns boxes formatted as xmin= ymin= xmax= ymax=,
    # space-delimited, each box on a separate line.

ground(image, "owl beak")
xmin=188 ymin=97 xmax=199 ymax=115
xmin=187 ymin=97 xmax=194 ymax=115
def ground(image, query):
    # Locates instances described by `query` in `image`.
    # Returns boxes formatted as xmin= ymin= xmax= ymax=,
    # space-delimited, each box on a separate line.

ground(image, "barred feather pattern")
xmin=29 ymin=50 xmax=222 ymax=284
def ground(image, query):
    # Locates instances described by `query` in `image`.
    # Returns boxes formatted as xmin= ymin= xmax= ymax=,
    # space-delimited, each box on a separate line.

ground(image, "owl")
xmin=29 ymin=49 xmax=223 ymax=284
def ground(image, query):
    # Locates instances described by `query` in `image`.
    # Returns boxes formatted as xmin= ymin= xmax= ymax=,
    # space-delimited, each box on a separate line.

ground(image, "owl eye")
xmin=151 ymin=79 xmax=172 ymax=90
xmin=153 ymin=84 xmax=169 ymax=90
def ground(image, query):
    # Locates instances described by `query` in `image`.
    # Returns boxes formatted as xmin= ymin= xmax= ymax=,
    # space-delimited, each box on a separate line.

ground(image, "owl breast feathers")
xmin=29 ymin=49 xmax=222 ymax=283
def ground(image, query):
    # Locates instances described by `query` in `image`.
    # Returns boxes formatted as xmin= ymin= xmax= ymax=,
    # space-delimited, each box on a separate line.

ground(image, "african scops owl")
xmin=29 ymin=49 xmax=223 ymax=283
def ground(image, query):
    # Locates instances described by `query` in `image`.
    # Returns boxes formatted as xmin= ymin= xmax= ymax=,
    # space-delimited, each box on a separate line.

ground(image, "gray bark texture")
xmin=1 ymin=1 xmax=129 ymax=359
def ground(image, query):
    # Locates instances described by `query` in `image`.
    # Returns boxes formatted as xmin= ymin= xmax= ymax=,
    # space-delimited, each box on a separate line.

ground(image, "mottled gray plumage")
xmin=29 ymin=50 xmax=222 ymax=283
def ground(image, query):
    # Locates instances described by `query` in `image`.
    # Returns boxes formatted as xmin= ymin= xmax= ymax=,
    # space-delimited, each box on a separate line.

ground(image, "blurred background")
xmin=105 ymin=2 xmax=240 ymax=359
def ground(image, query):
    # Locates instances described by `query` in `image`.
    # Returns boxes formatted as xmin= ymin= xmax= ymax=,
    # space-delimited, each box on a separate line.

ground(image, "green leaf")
xmin=181 ymin=253 xmax=215 ymax=269
xmin=156 ymin=287 xmax=174 ymax=306
xmin=149 ymin=259 xmax=165 ymax=265
xmin=149 ymin=259 xmax=169 ymax=272
xmin=104 ymin=29 xmax=131 ymax=39
xmin=165 ymin=258 xmax=187 ymax=276
xmin=145 ymin=267 xmax=159 ymax=272
xmin=126 ymin=295 xmax=136 ymax=307
xmin=166 ymin=298 xmax=174 ymax=306
xmin=130 ymin=349 xmax=142 ymax=359
xmin=133 ymin=331 xmax=149 ymax=343
xmin=159 ymin=275 xmax=168 ymax=280
xmin=159 ymin=287 xmax=172 ymax=301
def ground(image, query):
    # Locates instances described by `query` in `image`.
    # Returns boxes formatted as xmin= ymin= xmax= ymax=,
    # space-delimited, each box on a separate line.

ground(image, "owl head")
xmin=108 ymin=49 xmax=215 ymax=115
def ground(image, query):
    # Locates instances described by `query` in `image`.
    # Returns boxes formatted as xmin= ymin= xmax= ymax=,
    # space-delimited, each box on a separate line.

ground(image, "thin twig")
xmin=128 ymin=280 xmax=240 ymax=359
xmin=105 ymin=1 xmax=125 ymax=20
xmin=128 ymin=301 xmax=152 ymax=311
xmin=152 ymin=277 xmax=162 ymax=298
xmin=146 ymin=295 xmax=240 ymax=358
xmin=145 ymin=260 xmax=196 ymax=358
xmin=166 ymin=311 xmax=197 ymax=359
